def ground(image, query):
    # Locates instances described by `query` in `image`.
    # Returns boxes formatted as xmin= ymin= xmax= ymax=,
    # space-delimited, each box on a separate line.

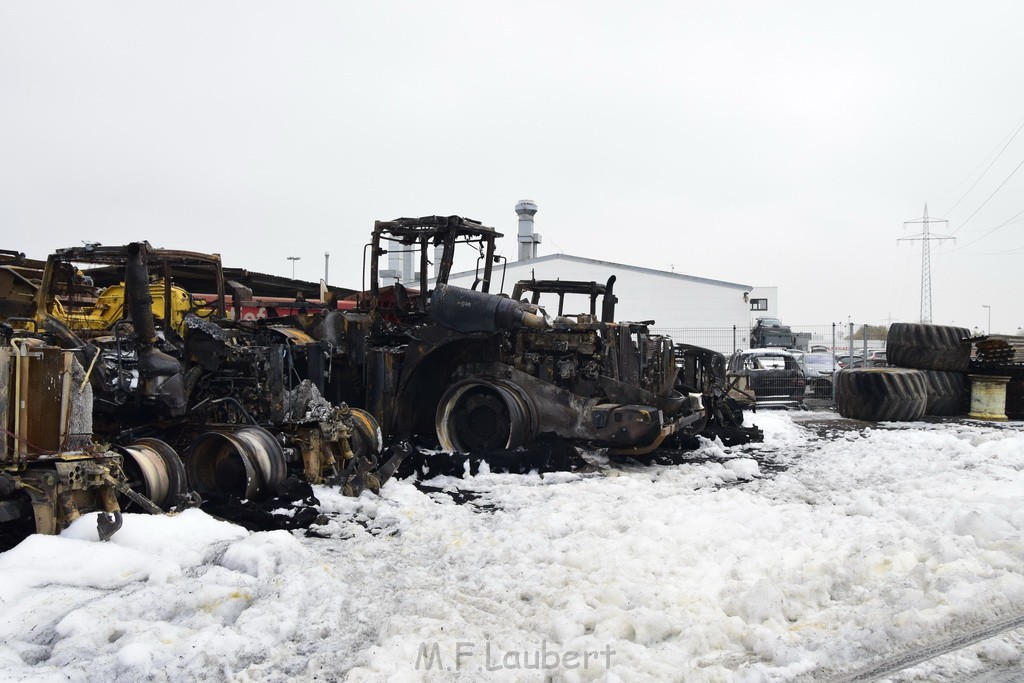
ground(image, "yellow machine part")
xmin=58 ymin=281 xmax=205 ymax=336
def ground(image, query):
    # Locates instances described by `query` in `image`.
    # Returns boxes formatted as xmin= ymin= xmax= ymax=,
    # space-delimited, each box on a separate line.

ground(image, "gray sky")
xmin=2 ymin=2 xmax=1022 ymax=332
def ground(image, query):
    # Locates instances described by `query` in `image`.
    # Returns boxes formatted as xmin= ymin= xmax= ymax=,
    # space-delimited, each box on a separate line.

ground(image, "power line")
xmin=948 ymin=155 xmax=1024 ymax=236
xmin=962 ymin=244 xmax=1024 ymax=255
xmin=944 ymin=207 xmax=1024 ymax=253
xmin=938 ymin=114 xmax=1024 ymax=216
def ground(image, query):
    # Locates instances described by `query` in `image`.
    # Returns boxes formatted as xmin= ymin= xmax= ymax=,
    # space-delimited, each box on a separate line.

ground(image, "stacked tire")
xmin=886 ymin=323 xmax=971 ymax=373
xmin=917 ymin=370 xmax=969 ymax=416
xmin=835 ymin=323 xmax=970 ymax=421
xmin=835 ymin=368 xmax=928 ymax=421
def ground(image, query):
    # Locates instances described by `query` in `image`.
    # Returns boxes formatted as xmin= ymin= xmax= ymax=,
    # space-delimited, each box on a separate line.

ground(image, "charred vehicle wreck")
xmin=1 ymin=215 xmax=760 ymax=541
xmin=1 ymin=243 xmax=392 ymax=541
xmin=349 ymin=216 xmax=759 ymax=461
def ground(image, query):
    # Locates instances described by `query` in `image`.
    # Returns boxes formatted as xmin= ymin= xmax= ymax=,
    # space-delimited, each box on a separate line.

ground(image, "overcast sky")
xmin=2 ymin=2 xmax=1022 ymax=332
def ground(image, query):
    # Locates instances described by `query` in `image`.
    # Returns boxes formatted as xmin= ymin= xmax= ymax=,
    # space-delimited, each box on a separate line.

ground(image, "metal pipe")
xmin=79 ymin=345 xmax=100 ymax=393
xmin=163 ymin=259 xmax=172 ymax=336
xmin=125 ymin=243 xmax=157 ymax=345
xmin=831 ymin=323 xmax=836 ymax=373
xmin=214 ymin=254 xmax=226 ymax=319
xmin=9 ymin=338 xmax=22 ymax=459
xmin=59 ymin=351 xmax=72 ymax=450
xmin=848 ymin=323 xmax=854 ymax=366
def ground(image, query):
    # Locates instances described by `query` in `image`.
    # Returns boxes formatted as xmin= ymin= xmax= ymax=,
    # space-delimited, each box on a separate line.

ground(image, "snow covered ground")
xmin=2 ymin=412 xmax=1024 ymax=682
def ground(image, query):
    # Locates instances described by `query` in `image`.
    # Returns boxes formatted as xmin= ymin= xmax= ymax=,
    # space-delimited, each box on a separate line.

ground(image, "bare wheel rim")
xmin=436 ymin=379 xmax=533 ymax=453
xmin=187 ymin=431 xmax=260 ymax=499
xmin=117 ymin=438 xmax=183 ymax=510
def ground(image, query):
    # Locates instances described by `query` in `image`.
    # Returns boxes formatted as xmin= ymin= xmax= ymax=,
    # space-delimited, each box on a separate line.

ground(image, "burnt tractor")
xmin=337 ymin=216 xmax=758 ymax=457
xmin=1 ymin=242 xmax=391 ymax=539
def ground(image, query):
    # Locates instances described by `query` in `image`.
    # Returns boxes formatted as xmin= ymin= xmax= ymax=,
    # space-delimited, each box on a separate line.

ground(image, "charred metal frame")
xmin=33 ymin=243 xmax=228 ymax=335
xmin=368 ymin=216 xmax=500 ymax=316
xmin=511 ymin=276 xmax=618 ymax=323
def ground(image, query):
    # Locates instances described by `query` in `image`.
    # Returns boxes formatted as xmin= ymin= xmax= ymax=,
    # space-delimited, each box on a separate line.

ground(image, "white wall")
xmin=747 ymin=286 xmax=779 ymax=324
xmin=439 ymin=255 xmax=752 ymax=333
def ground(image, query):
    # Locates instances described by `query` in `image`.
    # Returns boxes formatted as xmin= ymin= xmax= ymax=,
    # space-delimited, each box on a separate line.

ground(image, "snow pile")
xmin=1 ymin=413 xmax=1023 ymax=681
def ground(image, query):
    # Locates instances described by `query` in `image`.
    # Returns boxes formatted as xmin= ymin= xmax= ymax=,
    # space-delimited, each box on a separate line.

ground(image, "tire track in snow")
xmin=832 ymin=615 xmax=1024 ymax=682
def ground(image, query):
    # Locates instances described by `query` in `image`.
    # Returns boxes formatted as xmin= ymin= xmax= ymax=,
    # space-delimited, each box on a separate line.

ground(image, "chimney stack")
xmin=515 ymin=200 xmax=541 ymax=261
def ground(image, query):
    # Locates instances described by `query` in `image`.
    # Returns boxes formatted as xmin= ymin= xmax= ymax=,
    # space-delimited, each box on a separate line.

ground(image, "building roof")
xmin=446 ymin=253 xmax=753 ymax=292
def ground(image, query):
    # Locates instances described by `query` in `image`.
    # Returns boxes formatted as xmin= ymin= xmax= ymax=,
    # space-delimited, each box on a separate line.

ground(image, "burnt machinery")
xmin=342 ymin=216 xmax=758 ymax=455
xmin=1 ymin=242 xmax=390 ymax=536
xmin=2 ymin=216 xmax=761 ymax=539
xmin=1 ymin=334 xmax=127 ymax=543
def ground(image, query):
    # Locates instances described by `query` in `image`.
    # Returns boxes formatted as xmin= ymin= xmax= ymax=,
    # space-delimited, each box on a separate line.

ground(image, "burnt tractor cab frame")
xmin=510 ymin=276 xmax=618 ymax=324
xmin=725 ymin=348 xmax=806 ymax=410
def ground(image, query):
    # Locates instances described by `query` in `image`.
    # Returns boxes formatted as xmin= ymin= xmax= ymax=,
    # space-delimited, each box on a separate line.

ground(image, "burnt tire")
xmin=920 ymin=370 xmax=969 ymax=416
xmin=835 ymin=368 xmax=927 ymax=422
xmin=435 ymin=379 xmax=535 ymax=453
xmin=348 ymin=407 xmax=383 ymax=461
xmin=886 ymin=323 xmax=971 ymax=372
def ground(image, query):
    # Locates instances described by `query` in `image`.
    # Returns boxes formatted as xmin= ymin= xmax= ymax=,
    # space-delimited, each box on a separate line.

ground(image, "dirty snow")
xmin=1 ymin=413 xmax=1023 ymax=681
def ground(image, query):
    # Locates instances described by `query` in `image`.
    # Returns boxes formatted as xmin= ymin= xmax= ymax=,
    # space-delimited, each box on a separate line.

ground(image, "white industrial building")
xmin=409 ymin=201 xmax=780 ymax=353
xmin=447 ymin=253 xmax=752 ymax=327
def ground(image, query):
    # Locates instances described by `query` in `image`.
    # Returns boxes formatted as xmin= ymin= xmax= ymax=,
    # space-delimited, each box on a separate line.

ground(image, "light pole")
xmin=982 ymin=304 xmax=991 ymax=335
xmin=287 ymin=256 xmax=301 ymax=279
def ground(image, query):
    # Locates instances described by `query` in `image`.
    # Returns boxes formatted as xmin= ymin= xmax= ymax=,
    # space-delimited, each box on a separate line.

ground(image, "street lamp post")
xmin=287 ymin=256 xmax=301 ymax=279
xmin=982 ymin=304 xmax=991 ymax=335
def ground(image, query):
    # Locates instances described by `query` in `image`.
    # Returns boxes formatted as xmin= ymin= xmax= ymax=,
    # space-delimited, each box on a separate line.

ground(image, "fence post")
xmin=863 ymin=324 xmax=868 ymax=360
xmin=831 ymin=323 xmax=836 ymax=372
xmin=733 ymin=325 xmax=737 ymax=352
xmin=848 ymin=323 xmax=855 ymax=366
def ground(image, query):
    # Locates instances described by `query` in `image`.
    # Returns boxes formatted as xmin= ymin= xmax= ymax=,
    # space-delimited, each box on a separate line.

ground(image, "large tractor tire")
xmin=886 ymin=323 xmax=971 ymax=372
xmin=920 ymin=370 xmax=969 ymax=416
xmin=835 ymin=368 xmax=928 ymax=422
xmin=435 ymin=379 xmax=535 ymax=453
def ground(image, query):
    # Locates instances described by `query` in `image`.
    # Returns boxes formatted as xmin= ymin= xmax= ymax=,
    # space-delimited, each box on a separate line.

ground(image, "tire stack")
xmin=835 ymin=323 xmax=971 ymax=421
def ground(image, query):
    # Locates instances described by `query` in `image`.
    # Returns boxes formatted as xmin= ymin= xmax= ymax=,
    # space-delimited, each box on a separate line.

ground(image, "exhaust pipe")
xmin=125 ymin=243 xmax=157 ymax=345
xmin=601 ymin=275 xmax=617 ymax=323
xmin=124 ymin=243 xmax=186 ymax=415
xmin=430 ymin=284 xmax=547 ymax=333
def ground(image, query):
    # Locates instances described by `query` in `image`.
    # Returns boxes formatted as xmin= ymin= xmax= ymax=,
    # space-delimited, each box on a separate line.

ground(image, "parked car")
xmin=726 ymin=349 xmax=806 ymax=409
xmin=750 ymin=317 xmax=798 ymax=349
xmin=842 ymin=354 xmax=888 ymax=369
xmin=802 ymin=352 xmax=838 ymax=398
xmin=836 ymin=354 xmax=863 ymax=369
xmin=804 ymin=352 xmax=838 ymax=375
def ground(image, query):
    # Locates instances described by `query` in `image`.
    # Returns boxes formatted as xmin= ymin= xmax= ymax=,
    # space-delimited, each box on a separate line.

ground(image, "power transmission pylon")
xmin=899 ymin=204 xmax=954 ymax=324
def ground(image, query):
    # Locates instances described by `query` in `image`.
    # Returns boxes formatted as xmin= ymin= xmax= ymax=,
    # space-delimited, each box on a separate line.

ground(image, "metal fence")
xmin=652 ymin=323 xmax=889 ymax=358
